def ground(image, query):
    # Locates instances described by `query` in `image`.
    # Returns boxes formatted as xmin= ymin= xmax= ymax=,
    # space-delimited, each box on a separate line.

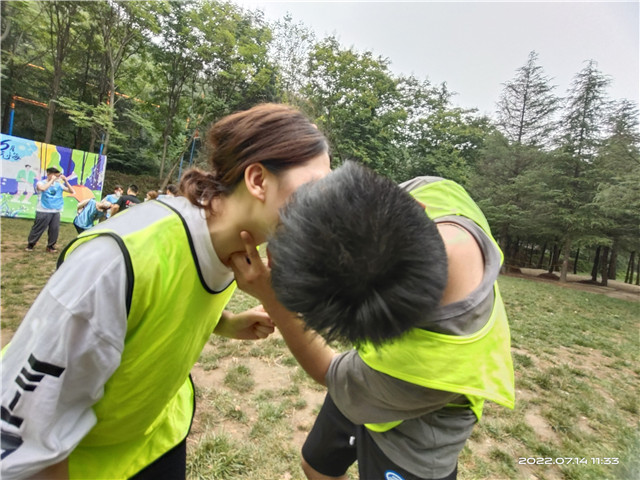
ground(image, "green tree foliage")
xmin=149 ymin=0 xmax=202 ymax=177
xmin=42 ymin=1 xmax=85 ymax=144
xmin=303 ymin=37 xmax=404 ymax=175
xmin=403 ymin=90 xmax=492 ymax=185
xmin=267 ymin=13 xmax=316 ymax=107
xmin=1 ymin=1 xmax=49 ymax=135
xmin=590 ymin=100 xmax=640 ymax=284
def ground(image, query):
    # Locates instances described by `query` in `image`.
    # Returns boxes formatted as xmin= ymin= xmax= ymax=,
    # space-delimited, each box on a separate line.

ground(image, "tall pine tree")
xmin=553 ymin=60 xmax=611 ymax=282
xmin=496 ymin=51 xmax=559 ymax=148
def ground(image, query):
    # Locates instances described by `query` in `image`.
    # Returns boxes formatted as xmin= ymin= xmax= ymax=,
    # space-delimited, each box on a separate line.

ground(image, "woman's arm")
xmin=24 ymin=458 xmax=69 ymax=480
xmin=213 ymin=306 xmax=274 ymax=340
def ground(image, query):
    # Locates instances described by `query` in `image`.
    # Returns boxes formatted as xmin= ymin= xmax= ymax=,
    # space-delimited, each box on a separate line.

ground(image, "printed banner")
xmin=0 ymin=134 xmax=107 ymax=223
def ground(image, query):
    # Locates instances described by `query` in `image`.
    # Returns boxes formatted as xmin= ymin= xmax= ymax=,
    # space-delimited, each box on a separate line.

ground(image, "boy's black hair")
xmin=269 ymin=161 xmax=448 ymax=347
xmin=128 ymin=184 xmax=139 ymax=194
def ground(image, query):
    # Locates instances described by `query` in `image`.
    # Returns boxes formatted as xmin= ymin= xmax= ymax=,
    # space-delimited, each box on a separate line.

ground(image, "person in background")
xmin=110 ymin=184 xmax=141 ymax=216
xmin=158 ymin=184 xmax=178 ymax=199
xmin=25 ymin=167 xmax=75 ymax=253
xmin=230 ymin=162 xmax=515 ymax=480
xmin=103 ymin=185 xmax=123 ymax=219
xmin=145 ymin=190 xmax=159 ymax=202
xmin=73 ymin=198 xmax=112 ymax=233
xmin=104 ymin=185 xmax=123 ymax=204
xmin=1 ymin=103 xmax=330 ymax=480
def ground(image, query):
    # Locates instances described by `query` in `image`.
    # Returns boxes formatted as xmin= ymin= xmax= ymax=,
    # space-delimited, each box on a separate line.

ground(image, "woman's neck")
xmin=206 ymin=193 xmax=261 ymax=266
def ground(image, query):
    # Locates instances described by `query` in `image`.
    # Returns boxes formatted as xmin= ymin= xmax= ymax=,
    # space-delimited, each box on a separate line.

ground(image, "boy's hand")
xmin=229 ymin=231 xmax=278 ymax=307
xmin=214 ymin=306 xmax=274 ymax=340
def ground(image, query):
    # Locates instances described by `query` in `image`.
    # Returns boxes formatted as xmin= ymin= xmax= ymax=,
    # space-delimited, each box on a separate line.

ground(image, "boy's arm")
xmin=261 ymin=297 xmax=334 ymax=386
xmin=76 ymin=199 xmax=90 ymax=213
xmin=229 ymin=232 xmax=335 ymax=385
xmin=59 ymin=175 xmax=74 ymax=194
xmin=36 ymin=178 xmax=55 ymax=191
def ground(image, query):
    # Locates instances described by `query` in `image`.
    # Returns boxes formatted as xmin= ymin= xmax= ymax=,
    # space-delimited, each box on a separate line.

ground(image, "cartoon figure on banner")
xmin=12 ymin=164 xmax=39 ymax=203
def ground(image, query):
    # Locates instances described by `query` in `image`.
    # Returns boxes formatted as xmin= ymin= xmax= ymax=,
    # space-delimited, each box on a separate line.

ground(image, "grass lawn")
xmin=1 ymin=216 xmax=638 ymax=479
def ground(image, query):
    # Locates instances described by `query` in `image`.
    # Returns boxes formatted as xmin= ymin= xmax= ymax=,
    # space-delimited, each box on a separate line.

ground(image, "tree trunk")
xmin=103 ymin=70 xmax=115 ymax=156
xmin=554 ymin=247 xmax=561 ymax=272
xmin=548 ymin=244 xmax=558 ymax=274
xmin=159 ymin=126 xmax=171 ymax=179
xmin=44 ymin=77 xmax=60 ymax=145
xmin=75 ymin=51 xmax=93 ymax=150
xmin=559 ymin=237 xmax=572 ymax=282
xmin=513 ymin=238 xmax=521 ymax=265
xmin=502 ymin=232 xmax=511 ymax=265
xmin=591 ymin=246 xmax=601 ymax=282
xmin=636 ymin=257 xmax=640 ymax=286
xmin=600 ymin=246 xmax=610 ymax=286
xmin=573 ymin=248 xmax=580 ymax=275
xmin=536 ymin=242 xmax=547 ymax=269
xmin=625 ymin=251 xmax=636 ymax=284
xmin=528 ymin=242 xmax=535 ymax=267
xmin=88 ymin=128 xmax=97 ymax=153
xmin=608 ymin=241 xmax=618 ymax=281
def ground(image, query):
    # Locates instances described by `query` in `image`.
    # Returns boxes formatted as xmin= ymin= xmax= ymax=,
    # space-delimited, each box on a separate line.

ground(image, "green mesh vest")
xmin=59 ymin=201 xmax=236 ymax=479
xmin=358 ymin=179 xmax=515 ymax=432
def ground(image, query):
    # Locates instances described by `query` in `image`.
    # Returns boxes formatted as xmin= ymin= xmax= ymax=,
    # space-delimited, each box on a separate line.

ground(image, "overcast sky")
xmin=233 ymin=0 xmax=639 ymax=117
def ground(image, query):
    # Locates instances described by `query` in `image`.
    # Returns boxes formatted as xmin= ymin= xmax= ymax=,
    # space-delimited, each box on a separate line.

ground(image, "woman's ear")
xmin=244 ymin=163 xmax=267 ymax=202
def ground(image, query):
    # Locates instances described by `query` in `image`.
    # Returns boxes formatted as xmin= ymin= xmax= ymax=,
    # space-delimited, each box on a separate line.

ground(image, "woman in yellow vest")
xmin=231 ymin=162 xmax=515 ymax=480
xmin=0 ymin=104 xmax=331 ymax=480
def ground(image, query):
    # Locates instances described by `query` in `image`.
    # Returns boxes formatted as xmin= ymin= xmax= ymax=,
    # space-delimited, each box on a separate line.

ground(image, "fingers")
xmin=229 ymin=252 xmax=250 ymax=272
xmin=253 ymin=324 xmax=275 ymax=339
xmin=239 ymin=231 xmax=261 ymax=264
xmin=248 ymin=306 xmax=274 ymax=327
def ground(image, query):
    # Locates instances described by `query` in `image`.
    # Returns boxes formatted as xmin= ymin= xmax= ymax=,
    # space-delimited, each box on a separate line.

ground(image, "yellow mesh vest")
xmin=358 ymin=179 xmax=515 ymax=432
xmin=60 ymin=201 xmax=236 ymax=479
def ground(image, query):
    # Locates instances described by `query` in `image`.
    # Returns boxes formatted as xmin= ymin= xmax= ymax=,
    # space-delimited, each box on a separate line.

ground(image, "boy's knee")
xmin=301 ymin=455 xmax=346 ymax=480
xmin=301 ymin=456 xmax=313 ymax=478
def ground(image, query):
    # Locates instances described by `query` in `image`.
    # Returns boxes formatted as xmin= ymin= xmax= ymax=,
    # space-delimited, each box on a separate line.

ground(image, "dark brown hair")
xmin=180 ymin=103 xmax=329 ymax=209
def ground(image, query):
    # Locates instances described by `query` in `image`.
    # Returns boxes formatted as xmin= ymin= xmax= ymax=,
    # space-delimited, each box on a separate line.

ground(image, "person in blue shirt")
xmin=73 ymin=198 xmax=113 ymax=233
xmin=103 ymin=185 xmax=123 ymax=204
xmin=103 ymin=185 xmax=123 ymax=219
xmin=25 ymin=167 xmax=74 ymax=253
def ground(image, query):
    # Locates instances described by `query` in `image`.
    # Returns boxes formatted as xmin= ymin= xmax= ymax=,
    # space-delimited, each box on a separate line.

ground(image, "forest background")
xmin=1 ymin=0 xmax=639 ymax=286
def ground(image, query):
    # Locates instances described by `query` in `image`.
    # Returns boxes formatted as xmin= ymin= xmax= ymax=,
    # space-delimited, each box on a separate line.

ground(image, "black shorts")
xmin=129 ymin=439 xmax=186 ymax=480
xmin=302 ymin=394 xmax=457 ymax=480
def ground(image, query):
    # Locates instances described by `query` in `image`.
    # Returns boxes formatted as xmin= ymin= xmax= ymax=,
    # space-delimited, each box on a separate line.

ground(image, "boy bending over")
xmin=231 ymin=162 xmax=515 ymax=480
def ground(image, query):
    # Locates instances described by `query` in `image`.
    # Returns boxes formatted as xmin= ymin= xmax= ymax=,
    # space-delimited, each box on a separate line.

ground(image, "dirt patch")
xmin=188 ymin=338 xmax=326 ymax=451
xmin=524 ymin=408 xmax=557 ymax=444
xmin=505 ymin=268 xmax=640 ymax=302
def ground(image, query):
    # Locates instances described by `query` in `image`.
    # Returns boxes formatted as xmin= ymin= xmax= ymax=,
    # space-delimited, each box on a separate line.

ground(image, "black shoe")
xmin=46 ymin=247 xmax=58 ymax=253
xmin=25 ymin=246 xmax=34 ymax=252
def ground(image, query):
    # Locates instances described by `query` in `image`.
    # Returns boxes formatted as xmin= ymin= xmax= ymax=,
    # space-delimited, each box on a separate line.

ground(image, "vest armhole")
xmin=57 ymin=232 xmax=135 ymax=315
xmin=156 ymin=199 xmax=233 ymax=294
